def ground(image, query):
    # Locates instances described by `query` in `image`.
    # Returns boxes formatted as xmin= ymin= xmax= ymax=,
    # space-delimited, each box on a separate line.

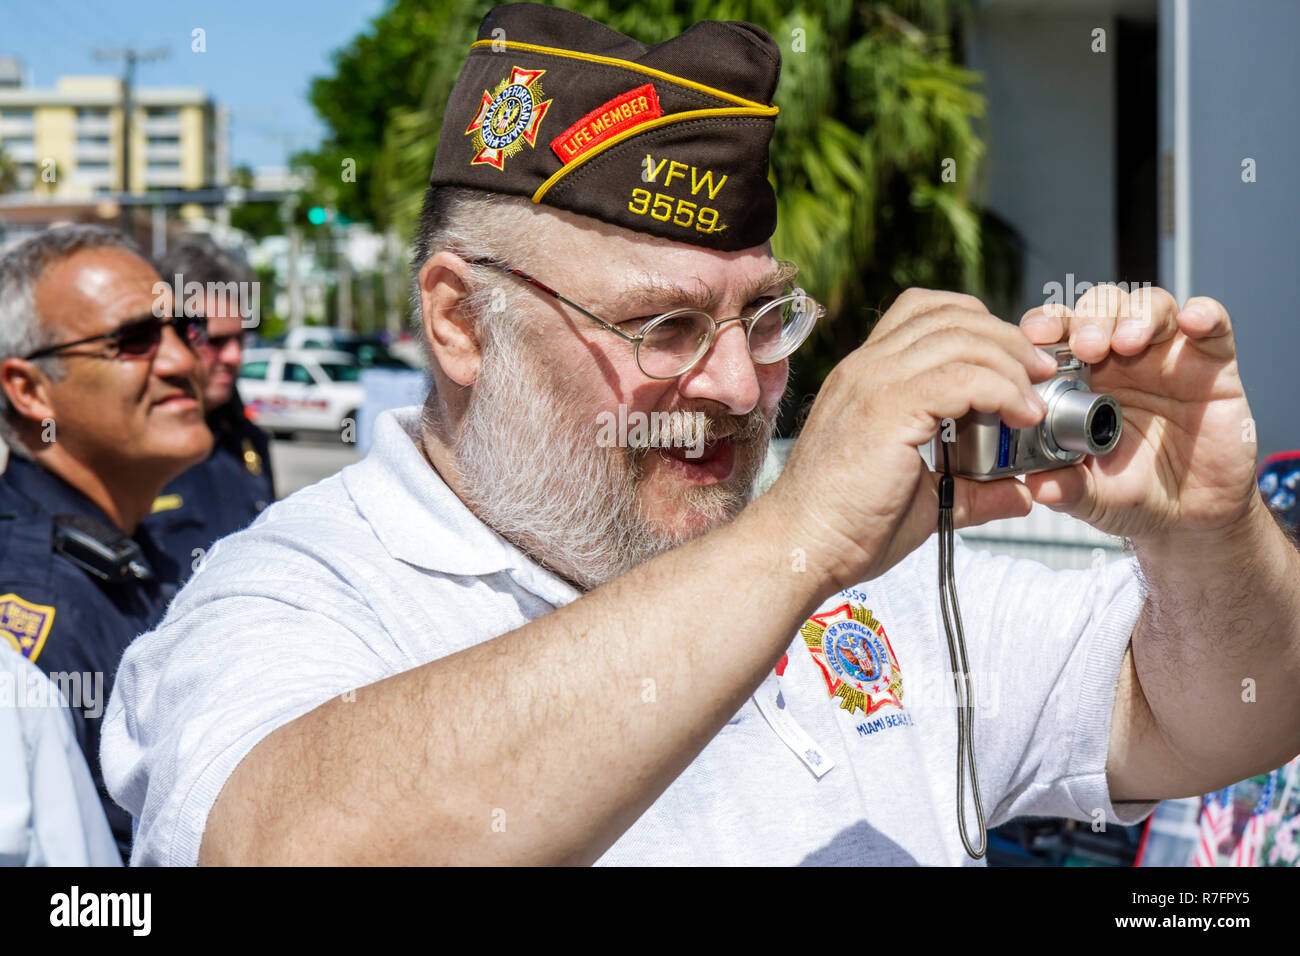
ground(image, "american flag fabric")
xmin=1227 ymin=772 xmax=1278 ymax=868
xmin=1194 ymin=788 xmax=1233 ymax=866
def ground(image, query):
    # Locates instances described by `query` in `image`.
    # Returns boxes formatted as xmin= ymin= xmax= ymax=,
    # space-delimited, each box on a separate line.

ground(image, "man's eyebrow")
xmin=615 ymin=260 xmax=800 ymax=314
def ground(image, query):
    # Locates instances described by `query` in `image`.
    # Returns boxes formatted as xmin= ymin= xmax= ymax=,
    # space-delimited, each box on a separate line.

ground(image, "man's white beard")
xmin=452 ymin=338 xmax=775 ymax=590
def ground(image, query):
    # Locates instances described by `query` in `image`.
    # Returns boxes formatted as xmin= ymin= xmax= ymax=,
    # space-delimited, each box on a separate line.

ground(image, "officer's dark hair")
xmin=154 ymin=233 xmax=255 ymax=294
xmin=0 ymin=224 xmax=139 ymax=453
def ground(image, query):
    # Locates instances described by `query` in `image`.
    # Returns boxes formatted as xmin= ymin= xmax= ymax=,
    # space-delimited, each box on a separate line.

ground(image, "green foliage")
xmin=0 ymin=145 xmax=17 ymax=195
xmin=300 ymin=0 xmax=1018 ymax=427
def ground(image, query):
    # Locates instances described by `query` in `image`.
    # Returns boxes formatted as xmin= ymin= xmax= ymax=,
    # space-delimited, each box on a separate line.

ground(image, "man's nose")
xmin=153 ymin=323 xmax=200 ymax=379
xmin=675 ymin=318 xmax=760 ymax=415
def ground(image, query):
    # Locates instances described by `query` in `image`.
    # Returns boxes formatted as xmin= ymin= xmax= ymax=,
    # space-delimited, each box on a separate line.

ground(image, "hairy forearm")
xmin=1121 ymin=499 xmax=1300 ymax=798
xmin=200 ymin=495 xmax=834 ymax=865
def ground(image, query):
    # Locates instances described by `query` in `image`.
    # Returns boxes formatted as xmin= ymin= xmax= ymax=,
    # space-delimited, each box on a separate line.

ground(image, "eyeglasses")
xmin=464 ymin=259 xmax=824 ymax=380
xmin=23 ymin=314 xmax=209 ymax=361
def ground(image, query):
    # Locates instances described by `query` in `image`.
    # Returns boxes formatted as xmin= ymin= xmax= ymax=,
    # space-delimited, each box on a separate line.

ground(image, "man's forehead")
xmin=35 ymin=247 xmax=159 ymax=330
xmin=613 ymin=258 xmax=797 ymax=312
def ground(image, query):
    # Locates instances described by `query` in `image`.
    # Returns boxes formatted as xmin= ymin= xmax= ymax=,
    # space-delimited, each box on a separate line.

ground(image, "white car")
xmin=238 ymin=348 xmax=365 ymax=439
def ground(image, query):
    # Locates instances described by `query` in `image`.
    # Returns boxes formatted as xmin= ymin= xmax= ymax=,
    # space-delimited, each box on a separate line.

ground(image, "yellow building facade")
xmin=0 ymin=74 xmax=225 ymax=199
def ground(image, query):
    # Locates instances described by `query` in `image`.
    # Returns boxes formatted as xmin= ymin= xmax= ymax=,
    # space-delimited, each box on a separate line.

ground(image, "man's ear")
xmin=0 ymin=357 xmax=56 ymax=426
xmin=418 ymin=251 xmax=481 ymax=387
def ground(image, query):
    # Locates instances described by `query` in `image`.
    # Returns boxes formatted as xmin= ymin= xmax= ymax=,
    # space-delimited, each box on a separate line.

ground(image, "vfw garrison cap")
xmin=429 ymin=2 xmax=782 ymax=251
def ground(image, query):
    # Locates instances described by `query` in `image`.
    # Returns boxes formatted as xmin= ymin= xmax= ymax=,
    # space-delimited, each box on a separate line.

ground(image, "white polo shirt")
xmin=102 ymin=406 xmax=1156 ymax=866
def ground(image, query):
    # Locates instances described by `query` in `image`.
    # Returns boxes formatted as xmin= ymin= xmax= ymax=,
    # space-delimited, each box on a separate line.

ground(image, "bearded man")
xmin=103 ymin=4 xmax=1300 ymax=866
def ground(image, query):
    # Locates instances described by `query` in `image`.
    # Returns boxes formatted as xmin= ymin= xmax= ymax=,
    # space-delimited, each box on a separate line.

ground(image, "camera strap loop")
xmin=939 ymin=442 xmax=987 ymax=860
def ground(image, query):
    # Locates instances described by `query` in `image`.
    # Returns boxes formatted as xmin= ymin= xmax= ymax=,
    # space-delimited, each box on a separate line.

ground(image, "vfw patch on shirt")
xmin=0 ymin=593 xmax=56 ymax=662
xmin=801 ymin=601 xmax=905 ymax=720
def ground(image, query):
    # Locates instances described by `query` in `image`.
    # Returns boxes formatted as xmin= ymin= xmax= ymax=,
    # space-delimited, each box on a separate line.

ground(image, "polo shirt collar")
xmin=343 ymin=407 xmax=581 ymax=608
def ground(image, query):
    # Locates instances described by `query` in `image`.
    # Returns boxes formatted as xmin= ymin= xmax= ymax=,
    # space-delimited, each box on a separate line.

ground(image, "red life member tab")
xmin=550 ymin=83 xmax=663 ymax=164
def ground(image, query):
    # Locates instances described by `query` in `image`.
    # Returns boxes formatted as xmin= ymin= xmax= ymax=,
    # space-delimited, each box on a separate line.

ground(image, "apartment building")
xmin=0 ymin=58 xmax=227 ymax=199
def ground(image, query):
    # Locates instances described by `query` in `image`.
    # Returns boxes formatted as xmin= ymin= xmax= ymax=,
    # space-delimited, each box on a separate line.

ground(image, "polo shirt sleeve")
xmin=945 ymin=534 xmax=1158 ymax=829
xmin=101 ymin=528 xmax=398 ymax=867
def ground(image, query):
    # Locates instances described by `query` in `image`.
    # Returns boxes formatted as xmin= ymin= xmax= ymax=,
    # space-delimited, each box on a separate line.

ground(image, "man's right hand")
xmin=761 ymin=288 xmax=1059 ymax=591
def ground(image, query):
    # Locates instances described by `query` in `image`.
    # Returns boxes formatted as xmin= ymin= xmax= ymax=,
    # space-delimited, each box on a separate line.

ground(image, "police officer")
xmin=145 ymin=234 xmax=274 ymax=580
xmin=0 ymin=225 xmax=212 ymax=859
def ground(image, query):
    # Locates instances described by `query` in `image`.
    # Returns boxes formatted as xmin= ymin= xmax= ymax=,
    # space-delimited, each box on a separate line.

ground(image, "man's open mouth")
xmin=657 ymin=435 xmax=736 ymax=482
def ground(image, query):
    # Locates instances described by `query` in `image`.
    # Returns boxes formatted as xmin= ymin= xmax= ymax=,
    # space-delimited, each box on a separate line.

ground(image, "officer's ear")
xmin=418 ymin=252 xmax=481 ymax=387
xmin=0 ymin=357 xmax=57 ymax=427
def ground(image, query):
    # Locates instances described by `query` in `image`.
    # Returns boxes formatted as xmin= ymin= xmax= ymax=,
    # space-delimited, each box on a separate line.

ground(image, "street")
xmin=268 ymin=435 xmax=360 ymax=497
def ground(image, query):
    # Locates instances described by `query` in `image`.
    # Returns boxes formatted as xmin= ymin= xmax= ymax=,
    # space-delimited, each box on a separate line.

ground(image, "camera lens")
xmin=1089 ymin=402 xmax=1118 ymax=450
xmin=1044 ymin=388 xmax=1122 ymax=457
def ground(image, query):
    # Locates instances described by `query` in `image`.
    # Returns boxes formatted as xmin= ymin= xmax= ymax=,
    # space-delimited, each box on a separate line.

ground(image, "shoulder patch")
xmin=0 ymin=593 xmax=56 ymax=662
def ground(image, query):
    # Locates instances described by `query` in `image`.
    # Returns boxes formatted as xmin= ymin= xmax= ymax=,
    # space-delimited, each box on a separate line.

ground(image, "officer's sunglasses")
xmin=23 ymin=314 xmax=209 ymax=361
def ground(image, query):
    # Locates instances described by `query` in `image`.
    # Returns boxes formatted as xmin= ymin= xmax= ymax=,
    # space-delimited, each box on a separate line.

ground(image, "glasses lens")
xmin=116 ymin=319 xmax=164 ymax=357
xmin=637 ymin=310 xmax=712 ymax=378
xmin=748 ymin=293 xmax=819 ymax=364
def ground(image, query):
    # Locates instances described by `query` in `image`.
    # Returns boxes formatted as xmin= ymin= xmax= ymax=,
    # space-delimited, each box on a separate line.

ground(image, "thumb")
xmin=939 ymin=473 xmax=1034 ymax=529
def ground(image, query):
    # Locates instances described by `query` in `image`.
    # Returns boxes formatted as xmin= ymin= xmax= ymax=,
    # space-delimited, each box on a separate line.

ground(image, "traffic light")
xmin=307 ymin=206 xmax=329 ymax=226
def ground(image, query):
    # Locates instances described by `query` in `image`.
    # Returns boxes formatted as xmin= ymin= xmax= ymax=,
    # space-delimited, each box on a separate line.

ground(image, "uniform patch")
xmin=801 ymin=602 xmax=904 ymax=716
xmin=0 ymin=593 xmax=56 ymax=662
xmin=465 ymin=66 xmax=553 ymax=170
xmin=150 ymin=493 xmax=183 ymax=514
xmin=550 ymin=83 xmax=662 ymax=164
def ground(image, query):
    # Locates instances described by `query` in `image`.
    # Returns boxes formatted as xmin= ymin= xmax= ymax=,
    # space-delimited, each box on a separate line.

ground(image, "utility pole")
xmin=93 ymin=45 xmax=168 ymax=235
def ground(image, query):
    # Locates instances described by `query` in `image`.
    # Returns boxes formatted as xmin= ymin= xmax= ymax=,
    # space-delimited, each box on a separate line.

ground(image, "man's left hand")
xmin=1018 ymin=285 xmax=1264 ymax=541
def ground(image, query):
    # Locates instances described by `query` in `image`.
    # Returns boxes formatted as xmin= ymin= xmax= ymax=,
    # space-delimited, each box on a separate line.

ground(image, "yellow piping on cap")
xmin=468 ymin=39 xmax=775 ymax=111
xmin=531 ymin=106 xmax=776 ymax=203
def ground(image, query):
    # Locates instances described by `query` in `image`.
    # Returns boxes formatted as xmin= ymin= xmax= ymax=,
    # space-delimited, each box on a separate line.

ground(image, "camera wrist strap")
xmin=939 ymin=442 xmax=987 ymax=859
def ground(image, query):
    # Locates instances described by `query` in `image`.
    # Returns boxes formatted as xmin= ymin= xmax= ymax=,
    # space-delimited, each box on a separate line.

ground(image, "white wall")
xmin=966 ymin=7 xmax=1119 ymax=318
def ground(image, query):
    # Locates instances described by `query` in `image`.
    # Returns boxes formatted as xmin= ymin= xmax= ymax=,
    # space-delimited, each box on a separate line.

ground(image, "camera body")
xmin=931 ymin=345 xmax=1122 ymax=481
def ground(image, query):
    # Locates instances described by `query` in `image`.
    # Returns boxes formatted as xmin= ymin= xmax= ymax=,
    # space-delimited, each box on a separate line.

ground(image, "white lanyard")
xmin=751 ymin=668 xmax=836 ymax=779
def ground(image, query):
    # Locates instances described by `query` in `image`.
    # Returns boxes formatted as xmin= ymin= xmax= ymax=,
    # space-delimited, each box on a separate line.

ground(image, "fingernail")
xmin=1024 ymin=386 xmax=1046 ymax=412
xmin=1075 ymin=326 xmax=1105 ymax=349
xmin=1035 ymin=347 xmax=1057 ymax=370
xmin=1023 ymin=312 xmax=1051 ymax=332
xmin=1115 ymin=320 xmax=1144 ymax=341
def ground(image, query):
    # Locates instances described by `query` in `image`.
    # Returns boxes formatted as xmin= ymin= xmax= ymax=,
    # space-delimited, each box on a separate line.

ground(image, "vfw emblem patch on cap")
xmin=0 ymin=593 xmax=56 ymax=662
xmin=465 ymin=66 xmax=553 ymax=170
xmin=801 ymin=602 xmax=903 ymax=716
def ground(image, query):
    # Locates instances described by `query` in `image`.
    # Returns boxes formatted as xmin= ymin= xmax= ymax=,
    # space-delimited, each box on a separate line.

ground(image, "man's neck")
xmin=30 ymin=446 xmax=156 ymax=535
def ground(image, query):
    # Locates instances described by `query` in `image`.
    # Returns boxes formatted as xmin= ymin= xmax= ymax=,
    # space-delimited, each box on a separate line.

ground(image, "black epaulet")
xmin=52 ymin=514 xmax=155 ymax=584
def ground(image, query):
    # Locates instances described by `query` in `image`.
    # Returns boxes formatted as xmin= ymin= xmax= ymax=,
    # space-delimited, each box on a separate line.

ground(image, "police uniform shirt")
xmin=105 ymin=407 xmax=1157 ymax=866
xmin=145 ymin=390 xmax=275 ymax=583
xmin=1 ymin=648 xmax=121 ymax=866
xmin=0 ymin=456 xmax=171 ymax=859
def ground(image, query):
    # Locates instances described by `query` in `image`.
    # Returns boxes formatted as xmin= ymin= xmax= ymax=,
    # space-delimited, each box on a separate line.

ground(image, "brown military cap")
xmin=429 ymin=2 xmax=782 ymax=251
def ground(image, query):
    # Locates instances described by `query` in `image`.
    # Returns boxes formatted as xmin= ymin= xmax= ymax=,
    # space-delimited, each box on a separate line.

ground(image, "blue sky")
xmin=1 ymin=0 xmax=389 ymax=169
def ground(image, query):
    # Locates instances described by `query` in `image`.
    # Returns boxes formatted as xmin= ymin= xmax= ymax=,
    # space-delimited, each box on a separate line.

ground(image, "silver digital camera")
xmin=931 ymin=345 xmax=1122 ymax=480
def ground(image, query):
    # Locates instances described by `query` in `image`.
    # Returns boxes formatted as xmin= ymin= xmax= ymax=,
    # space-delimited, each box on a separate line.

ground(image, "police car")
xmin=237 ymin=348 xmax=365 ymax=439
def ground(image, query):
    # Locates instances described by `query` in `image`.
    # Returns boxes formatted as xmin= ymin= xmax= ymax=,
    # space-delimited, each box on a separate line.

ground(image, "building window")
xmin=146 ymin=159 xmax=180 ymax=170
xmin=145 ymin=106 xmax=179 ymax=119
xmin=77 ymin=107 xmax=111 ymax=121
xmin=0 ymin=108 xmax=34 ymax=121
xmin=2 ymin=134 xmax=34 ymax=146
xmin=77 ymin=134 xmax=111 ymax=146
xmin=77 ymin=160 xmax=111 ymax=172
xmin=146 ymin=134 xmax=180 ymax=147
